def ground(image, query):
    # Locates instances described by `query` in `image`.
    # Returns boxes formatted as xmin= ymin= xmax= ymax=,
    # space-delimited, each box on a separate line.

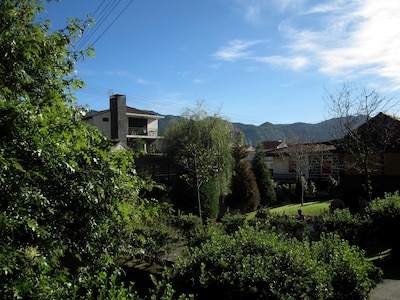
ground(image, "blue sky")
xmin=44 ymin=0 xmax=400 ymax=125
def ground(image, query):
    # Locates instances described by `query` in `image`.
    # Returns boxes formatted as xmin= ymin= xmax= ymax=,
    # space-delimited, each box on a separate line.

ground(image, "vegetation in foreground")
xmin=1 ymin=1 xmax=399 ymax=299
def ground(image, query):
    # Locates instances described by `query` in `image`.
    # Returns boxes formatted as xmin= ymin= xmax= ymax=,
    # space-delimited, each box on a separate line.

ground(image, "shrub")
xmin=275 ymin=183 xmax=297 ymax=204
xmin=312 ymin=209 xmax=369 ymax=247
xmin=166 ymin=226 xmax=380 ymax=299
xmin=221 ymin=213 xmax=246 ymax=235
xmin=267 ymin=214 xmax=309 ymax=241
xmin=366 ymin=192 xmax=400 ymax=257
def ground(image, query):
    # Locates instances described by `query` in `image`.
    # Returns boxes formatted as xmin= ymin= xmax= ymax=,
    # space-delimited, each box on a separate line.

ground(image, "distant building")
xmin=83 ymin=94 xmax=164 ymax=153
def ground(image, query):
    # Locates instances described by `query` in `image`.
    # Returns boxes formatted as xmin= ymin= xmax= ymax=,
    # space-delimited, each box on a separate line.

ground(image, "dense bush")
xmin=275 ymin=183 xmax=297 ymax=204
xmin=312 ymin=209 xmax=369 ymax=247
xmin=267 ymin=214 xmax=310 ymax=241
xmin=165 ymin=226 xmax=380 ymax=299
xmin=220 ymin=213 xmax=246 ymax=235
xmin=366 ymin=192 xmax=400 ymax=257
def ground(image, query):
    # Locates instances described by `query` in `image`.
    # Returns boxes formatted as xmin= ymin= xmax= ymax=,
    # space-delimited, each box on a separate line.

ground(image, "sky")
xmin=43 ymin=0 xmax=400 ymax=125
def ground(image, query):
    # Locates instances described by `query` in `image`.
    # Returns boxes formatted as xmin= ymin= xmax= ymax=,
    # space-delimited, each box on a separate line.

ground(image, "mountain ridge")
xmin=158 ymin=115 xmax=338 ymax=145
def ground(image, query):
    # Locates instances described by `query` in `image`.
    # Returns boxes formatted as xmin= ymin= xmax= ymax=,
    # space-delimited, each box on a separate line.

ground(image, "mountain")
xmin=158 ymin=115 xmax=339 ymax=145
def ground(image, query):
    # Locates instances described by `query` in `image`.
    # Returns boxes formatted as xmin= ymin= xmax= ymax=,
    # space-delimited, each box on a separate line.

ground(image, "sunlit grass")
xmin=246 ymin=200 xmax=330 ymax=219
xmin=270 ymin=201 xmax=330 ymax=216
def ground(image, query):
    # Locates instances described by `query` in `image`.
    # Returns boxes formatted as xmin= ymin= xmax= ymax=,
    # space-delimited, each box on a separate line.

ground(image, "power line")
xmin=76 ymin=0 xmax=135 ymax=51
xmin=92 ymin=0 xmax=135 ymax=47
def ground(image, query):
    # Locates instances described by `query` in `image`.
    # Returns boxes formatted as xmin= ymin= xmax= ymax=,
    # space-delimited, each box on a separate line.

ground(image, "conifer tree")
xmin=228 ymin=130 xmax=260 ymax=212
xmin=252 ymin=143 xmax=276 ymax=207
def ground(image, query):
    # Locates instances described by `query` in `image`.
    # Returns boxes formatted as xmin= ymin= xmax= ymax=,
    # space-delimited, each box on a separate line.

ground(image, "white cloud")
xmin=218 ymin=0 xmax=400 ymax=90
xmin=255 ymin=55 xmax=309 ymax=71
xmin=283 ymin=0 xmax=400 ymax=90
xmin=233 ymin=0 xmax=306 ymax=24
xmin=212 ymin=39 xmax=265 ymax=61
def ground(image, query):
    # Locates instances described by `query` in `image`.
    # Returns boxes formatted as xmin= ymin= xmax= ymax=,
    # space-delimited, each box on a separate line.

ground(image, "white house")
xmin=83 ymin=94 xmax=164 ymax=153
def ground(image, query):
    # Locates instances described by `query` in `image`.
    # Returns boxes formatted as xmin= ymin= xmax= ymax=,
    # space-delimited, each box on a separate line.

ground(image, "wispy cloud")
xmin=212 ymin=39 xmax=308 ymax=71
xmin=284 ymin=0 xmax=400 ymax=89
xmin=233 ymin=0 xmax=305 ymax=24
xmin=212 ymin=39 xmax=265 ymax=61
xmin=226 ymin=0 xmax=400 ymax=90
xmin=254 ymin=55 xmax=309 ymax=71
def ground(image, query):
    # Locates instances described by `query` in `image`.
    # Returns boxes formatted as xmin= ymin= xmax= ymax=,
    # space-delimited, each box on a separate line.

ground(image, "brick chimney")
xmin=110 ymin=94 xmax=126 ymax=142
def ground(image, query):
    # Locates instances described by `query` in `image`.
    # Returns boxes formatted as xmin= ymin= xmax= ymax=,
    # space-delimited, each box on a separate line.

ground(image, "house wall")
xmin=86 ymin=111 xmax=111 ymax=138
xmin=384 ymin=153 xmax=400 ymax=176
xmin=308 ymin=153 xmax=341 ymax=180
xmin=147 ymin=119 xmax=159 ymax=136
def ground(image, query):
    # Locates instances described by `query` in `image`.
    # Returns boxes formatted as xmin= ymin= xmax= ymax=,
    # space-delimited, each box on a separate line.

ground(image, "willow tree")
xmin=163 ymin=103 xmax=234 ymax=219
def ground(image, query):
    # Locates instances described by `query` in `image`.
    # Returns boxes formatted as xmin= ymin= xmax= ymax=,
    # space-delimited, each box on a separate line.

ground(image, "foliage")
xmin=221 ymin=213 xmax=246 ymax=235
xmin=366 ymin=192 xmax=400 ymax=256
xmin=227 ymin=130 xmax=260 ymax=212
xmin=163 ymin=102 xmax=234 ymax=219
xmin=251 ymin=143 xmax=277 ymax=207
xmin=165 ymin=226 xmax=380 ymax=299
xmin=200 ymin=180 xmax=220 ymax=220
xmin=267 ymin=215 xmax=309 ymax=241
xmin=0 ymin=1 xmax=150 ymax=298
xmin=312 ymin=209 xmax=369 ymax=247
xmin=312 ymin=233 xmax=381 ymax=300
xmin=275 ymin=183 xmax=297 ymax=204
xmin=179 ymin=143 xmax=223 ymax=219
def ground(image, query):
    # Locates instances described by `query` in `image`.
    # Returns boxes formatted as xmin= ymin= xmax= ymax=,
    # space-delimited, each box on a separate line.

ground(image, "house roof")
xmin=262 ymin=141 xmax=282 ymax=150
xmin=340 ymin=112 xmax=400 ymax=152
xmin=267 ymin=142 xmax=336 ymax=156
xmin=83 ymin=106 xmax=163 ymax=120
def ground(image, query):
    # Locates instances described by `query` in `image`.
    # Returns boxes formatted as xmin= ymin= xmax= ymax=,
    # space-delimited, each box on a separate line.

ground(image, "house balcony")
xmin=128 ymin=127 xmax=160 ymax=138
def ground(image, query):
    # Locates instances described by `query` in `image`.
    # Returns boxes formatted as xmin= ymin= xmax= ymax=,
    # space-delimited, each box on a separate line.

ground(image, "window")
xmin=322 ymin=159 xmax=332 ymax=174
xmin=289 ymin=161 xmax=297 ymax=173
xmin=103 ymin=117 xmax=109 ymax=122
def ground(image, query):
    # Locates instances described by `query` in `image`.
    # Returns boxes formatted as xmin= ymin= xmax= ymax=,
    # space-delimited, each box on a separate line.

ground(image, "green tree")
xmin=0 ymin=1 xmax=148 ymax=298
xmin=252 ymin=143 xmax=276 ymax=207
xmin=163 ymin=103 xmax=234 ymax=219
xmin=227 ymin=130 xmax=260 ymax=213
xmin=179 ymin=143 xmax=223 ymax=219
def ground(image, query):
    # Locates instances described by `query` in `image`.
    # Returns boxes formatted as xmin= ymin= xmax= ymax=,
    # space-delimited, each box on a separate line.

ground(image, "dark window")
xmin=322 ymin=159 xmax=332 ymax=174
xmin=103 ymin=117 xmax=109 ymax=122
xmin=289 ymin=161 xmax=297 ymax=173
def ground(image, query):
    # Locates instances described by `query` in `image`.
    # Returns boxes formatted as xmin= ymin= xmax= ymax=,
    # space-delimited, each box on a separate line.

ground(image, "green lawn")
xmin=270 ymin=201 xmax=330 ymax=216
xmin=246 ymin=200 xmax=331 ymax=219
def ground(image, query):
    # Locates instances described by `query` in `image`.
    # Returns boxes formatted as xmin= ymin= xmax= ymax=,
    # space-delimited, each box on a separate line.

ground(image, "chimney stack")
xmin=110 ymin=94 xmax=126 ymax=142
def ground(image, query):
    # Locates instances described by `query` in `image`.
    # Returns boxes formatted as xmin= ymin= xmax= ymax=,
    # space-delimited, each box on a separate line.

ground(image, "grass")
xmin=246 ymin=200 xmax=331 ymax=219
xmin=270 ymin=201 xmax=330 ymax=216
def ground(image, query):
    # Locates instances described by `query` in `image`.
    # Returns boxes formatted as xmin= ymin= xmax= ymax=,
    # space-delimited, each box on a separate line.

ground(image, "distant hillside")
xmin=158 ymin=115 xmax=339 ymax=145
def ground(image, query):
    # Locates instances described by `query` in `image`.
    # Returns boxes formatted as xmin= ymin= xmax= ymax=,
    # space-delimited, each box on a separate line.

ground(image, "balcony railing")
xmin=128 ymin=127 xmax=159 ymax=137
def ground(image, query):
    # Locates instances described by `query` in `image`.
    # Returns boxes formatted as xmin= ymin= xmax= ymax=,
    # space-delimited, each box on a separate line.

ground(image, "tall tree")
xmin=228 ymin=130 xmax=260 ymax=212
xmin=324 ymin=82 xmax=399 ymax=202
xmin=163 ymin=102 xmax=234 ymax=219
xmin=252 ymin=143 xmax=276 ymax=207
xmin=179 ymin=143 xmax=223 ymax=219
xmin=0 ymin=1 xmax=148 ymax=297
